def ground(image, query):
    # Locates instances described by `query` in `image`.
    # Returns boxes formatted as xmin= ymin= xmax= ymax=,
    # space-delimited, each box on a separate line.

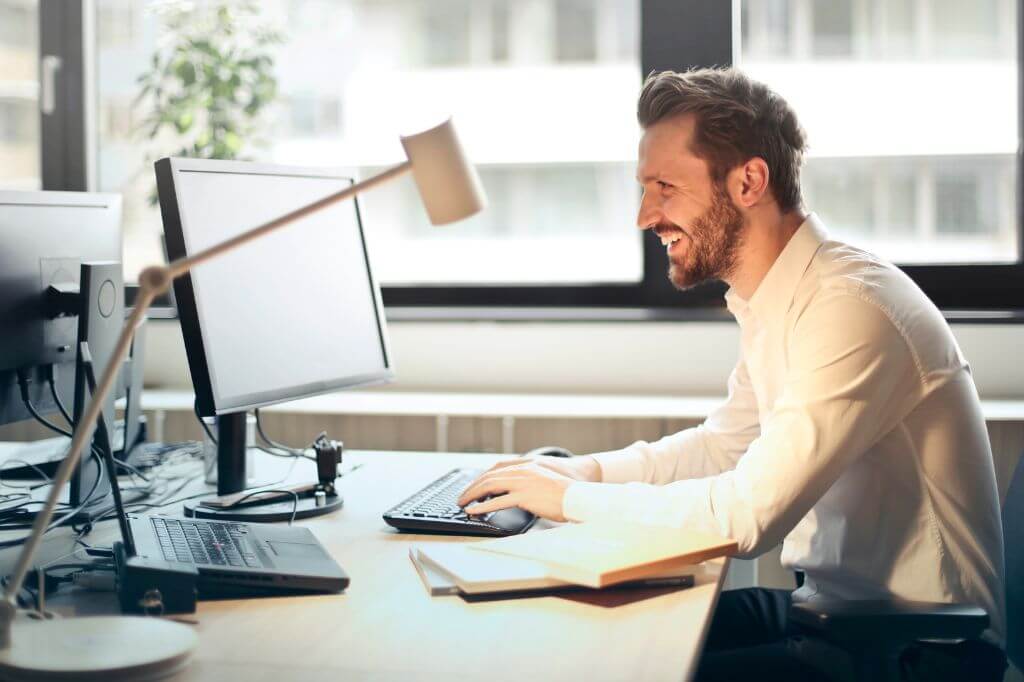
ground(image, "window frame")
xmin=42 ymin=0 xmax=1024 ymax=317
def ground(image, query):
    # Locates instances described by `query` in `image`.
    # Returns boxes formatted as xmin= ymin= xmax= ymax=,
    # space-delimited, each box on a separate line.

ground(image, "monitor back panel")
xmin=0 ymin=191 xmax=121 ymax=426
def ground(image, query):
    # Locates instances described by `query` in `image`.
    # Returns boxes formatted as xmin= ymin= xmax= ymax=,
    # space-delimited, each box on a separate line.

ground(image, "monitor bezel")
xmin=155 ymin=157 xmax=394 ymax=417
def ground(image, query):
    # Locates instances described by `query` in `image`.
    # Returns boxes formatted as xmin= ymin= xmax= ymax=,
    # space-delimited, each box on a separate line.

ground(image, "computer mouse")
xmin=523 ymin=445 xmax=574 ymax=459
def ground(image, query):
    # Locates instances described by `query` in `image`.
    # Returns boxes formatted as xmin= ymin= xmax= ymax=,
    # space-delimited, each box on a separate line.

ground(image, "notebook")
xmin=409 ymin=547 xmax=460 ymax=596
xmin=413 ymin=542 xmax=696 ymax=595
xmin=469 ymin=522 xmax=737 ymax=588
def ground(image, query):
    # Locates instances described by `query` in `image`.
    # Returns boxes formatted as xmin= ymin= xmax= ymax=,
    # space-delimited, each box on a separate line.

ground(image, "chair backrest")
xmin=1004 ymin=452 xmax=1024 ymax=670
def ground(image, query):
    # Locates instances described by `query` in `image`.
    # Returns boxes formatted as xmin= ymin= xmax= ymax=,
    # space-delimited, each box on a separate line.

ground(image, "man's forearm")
xmin=575 ymin=455 xmax=603 ymax=483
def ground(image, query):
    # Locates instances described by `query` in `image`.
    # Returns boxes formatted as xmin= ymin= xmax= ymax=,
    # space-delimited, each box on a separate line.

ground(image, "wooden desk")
xmin=9 ymin=450 xmax=727 ymax=682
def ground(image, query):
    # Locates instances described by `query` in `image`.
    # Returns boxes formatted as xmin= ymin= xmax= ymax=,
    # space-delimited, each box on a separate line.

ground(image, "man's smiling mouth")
xmin=655 ymin=227 xmax=688 ymax=248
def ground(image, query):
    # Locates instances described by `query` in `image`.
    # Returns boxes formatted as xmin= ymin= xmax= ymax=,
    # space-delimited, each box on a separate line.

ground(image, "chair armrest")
xmin=790 ymin=599 xmax=988 ymax=644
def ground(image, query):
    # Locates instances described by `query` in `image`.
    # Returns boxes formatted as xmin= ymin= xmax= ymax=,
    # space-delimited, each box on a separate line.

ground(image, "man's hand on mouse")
xmin=456 ymin=455 xmax=601 ymax=522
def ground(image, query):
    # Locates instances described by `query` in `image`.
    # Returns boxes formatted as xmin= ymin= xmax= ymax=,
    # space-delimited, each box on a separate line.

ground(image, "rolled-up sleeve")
xmin=563 ymin=294 xmax=923 ymax=557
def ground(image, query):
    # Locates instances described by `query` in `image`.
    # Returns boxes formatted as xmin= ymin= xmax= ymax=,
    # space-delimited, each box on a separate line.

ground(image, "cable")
xmin=46 ymin=365 xmax=74 ymax=427
xmin=220 ymin=488 xmax=299 ymax=525
xmin=17 ymin=370 xmax=72 ymax=439
xmin=17 ymin=379 xmax=126 ymax=500
xmin=0 ymin=450 xmax=107 ymax=548
xmin=254 ymin=444 xmax=314 ymax=461
xmin=114 ymin=458 xmax=151 ymax=483
xmin=10 ymin=542 xmax=114 ymax=612
xmin=0 ymin=458 xmax=54 ymax=491
xmin=44 ymin=451 xmax=106 ymax=530
xmin=194 ymin=399 xmax=216 ymax=444
xmin=254 ymin=409 xmax=313 ymax=458
xmin=105 ymin=451 xmax=304 ymax=520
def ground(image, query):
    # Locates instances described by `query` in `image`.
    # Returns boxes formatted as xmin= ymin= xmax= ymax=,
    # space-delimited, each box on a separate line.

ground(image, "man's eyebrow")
xmin=636 ymin=173 xmax=658 ymax=184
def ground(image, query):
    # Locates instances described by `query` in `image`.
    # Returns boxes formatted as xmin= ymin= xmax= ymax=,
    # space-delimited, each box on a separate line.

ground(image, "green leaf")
xmin=175 ymin=111 xmax=194 ymax=133
xmin=175 ymin=60 xmax=197 ymax=86
xmin=224 ymin=131 xmax=242 ymax=153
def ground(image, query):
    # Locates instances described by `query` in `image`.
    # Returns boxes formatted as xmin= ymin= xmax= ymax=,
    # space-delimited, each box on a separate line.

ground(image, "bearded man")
xmin=459 ymin=68 xmax=1006 ymax=681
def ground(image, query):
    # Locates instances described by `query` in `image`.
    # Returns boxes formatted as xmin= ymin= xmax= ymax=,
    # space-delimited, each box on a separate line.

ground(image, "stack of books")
xmin=410 ymin=522 xmax=737 ymax=598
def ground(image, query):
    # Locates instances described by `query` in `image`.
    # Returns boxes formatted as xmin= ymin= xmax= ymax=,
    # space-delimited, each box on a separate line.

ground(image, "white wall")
xmin=144 ymin=319 xmax=1024 ymax=399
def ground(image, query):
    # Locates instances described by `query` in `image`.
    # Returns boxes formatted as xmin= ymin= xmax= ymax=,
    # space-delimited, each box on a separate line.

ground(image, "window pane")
xmin=0 ymin=0 xmax=40 ymax=190
xmin=556 ymin=0 xmax=598 ymax=62
xmin=95 ymin=0 xmax=643 ymax=286
xmin=740 ymin=0 xmax=1018 ymax=265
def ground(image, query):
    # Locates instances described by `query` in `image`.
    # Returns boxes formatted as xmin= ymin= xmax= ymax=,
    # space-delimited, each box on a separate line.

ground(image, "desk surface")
xmin=12 ymin=451 xmax=727 ymax=682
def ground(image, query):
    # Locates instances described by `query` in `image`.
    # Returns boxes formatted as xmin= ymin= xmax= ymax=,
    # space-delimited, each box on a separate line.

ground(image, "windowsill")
xmin=141 ymin=305 xmax=1024 ymax=324
xmin=140 ymin=388 xmax=1024 ymax=421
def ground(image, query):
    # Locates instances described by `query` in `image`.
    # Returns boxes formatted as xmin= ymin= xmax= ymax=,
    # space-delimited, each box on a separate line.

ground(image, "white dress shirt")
xmin=563 ymin=214 xmax=1006 ymax=643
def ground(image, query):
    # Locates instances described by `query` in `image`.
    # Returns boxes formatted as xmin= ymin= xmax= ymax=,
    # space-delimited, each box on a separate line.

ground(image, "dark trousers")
xmin=695 ymin=588 xmax=1007 ymax=682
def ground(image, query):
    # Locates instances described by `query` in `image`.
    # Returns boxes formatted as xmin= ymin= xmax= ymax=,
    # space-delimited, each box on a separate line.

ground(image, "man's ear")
xmin=729 ymin=157 xmax=771 ymax=209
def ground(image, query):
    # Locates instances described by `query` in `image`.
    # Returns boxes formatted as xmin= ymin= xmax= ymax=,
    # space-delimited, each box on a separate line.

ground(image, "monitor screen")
xmin=156 ymin=158 xmax=393 ymax=416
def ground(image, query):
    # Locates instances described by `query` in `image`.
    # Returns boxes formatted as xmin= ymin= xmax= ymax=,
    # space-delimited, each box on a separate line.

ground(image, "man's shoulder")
xmin=792 ymin=238 xmax=964 ymax=377
xmin=800 ymin=239 xmax=927 ymax=317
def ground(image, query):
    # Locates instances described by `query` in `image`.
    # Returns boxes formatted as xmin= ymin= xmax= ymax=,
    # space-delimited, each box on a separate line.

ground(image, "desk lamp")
xmin=0 ymin=118 xmax=486 ymax=680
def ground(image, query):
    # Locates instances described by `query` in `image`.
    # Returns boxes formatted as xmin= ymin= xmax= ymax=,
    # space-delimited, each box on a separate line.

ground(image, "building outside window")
xmin=0 ymin=0 xmax=40 ymax=190
xmin=94 ymin=0 xmax=643 ymax=287
xmin=740 ymin=0 xmax=1018 ymax=265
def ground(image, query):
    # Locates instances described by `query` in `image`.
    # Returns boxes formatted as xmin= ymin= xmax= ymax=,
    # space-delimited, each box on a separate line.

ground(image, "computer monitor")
xmin=0 ymin=190 xmax=123 ymax=508
xmin=155 ymin=158 xmax=394 ymax=502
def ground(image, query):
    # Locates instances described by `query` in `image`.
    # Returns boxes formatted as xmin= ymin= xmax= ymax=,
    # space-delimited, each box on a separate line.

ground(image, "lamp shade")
xmin=400 ymin=118 xmax=487 ymax=226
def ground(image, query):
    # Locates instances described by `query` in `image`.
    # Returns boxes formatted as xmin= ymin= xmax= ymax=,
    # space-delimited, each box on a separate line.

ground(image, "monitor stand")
xmin=68 ymin=262 xmax=124 ymax=518
xmin=182 ymin=412 xmax=343 ymax=522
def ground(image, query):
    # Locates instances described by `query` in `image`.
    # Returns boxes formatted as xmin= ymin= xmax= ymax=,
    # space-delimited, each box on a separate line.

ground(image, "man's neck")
xmin=727 ymin=209 xmax=808 ymax=300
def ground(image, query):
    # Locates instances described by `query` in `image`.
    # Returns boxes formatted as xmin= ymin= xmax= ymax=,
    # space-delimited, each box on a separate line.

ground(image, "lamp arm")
xmin=0 ymin=160 xmax=413 ymax=648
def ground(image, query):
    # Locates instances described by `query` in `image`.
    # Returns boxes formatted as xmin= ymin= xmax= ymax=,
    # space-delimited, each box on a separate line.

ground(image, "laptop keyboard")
xmin=151 ymin=517 xmax=263 ymax=568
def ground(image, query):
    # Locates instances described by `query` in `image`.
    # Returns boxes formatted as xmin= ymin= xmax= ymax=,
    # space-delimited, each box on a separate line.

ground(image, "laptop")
xmin=61 ymin=345 xmax=345 ymax=602
xmin=121 ymin=512 xmax=349 ymax=597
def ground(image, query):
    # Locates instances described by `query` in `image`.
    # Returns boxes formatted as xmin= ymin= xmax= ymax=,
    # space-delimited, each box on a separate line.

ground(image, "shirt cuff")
xmin=591 ymin=448 xmax=647 ymax=484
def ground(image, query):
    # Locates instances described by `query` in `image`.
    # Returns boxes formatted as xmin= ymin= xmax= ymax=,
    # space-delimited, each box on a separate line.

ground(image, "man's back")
xmin=771 ymin=223 xmax=1006 ymax=644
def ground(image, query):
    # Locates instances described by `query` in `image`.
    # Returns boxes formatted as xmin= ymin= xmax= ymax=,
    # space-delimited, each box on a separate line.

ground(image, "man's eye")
xmin=657 ymin=181 xmax=672 ymax=189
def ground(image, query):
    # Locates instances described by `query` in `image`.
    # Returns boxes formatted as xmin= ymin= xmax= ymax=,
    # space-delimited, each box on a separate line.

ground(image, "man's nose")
xmin=636 ymin=191 xmax=660 ymax=230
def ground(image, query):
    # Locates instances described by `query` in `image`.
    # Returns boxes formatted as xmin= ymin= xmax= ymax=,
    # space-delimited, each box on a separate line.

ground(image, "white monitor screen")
xmin=165 ymin=160 xmax=392 ymax=413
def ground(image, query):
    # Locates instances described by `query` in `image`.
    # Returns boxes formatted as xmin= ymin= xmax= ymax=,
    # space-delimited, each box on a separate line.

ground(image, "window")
xmin=556 ymin=0 xmax=599 ymax=62
xmin=740 ymin=0 xmax=1019 ymax=267
xmin=29 ymin=1 xmax=1024 ymax=313
xmin=94 ymin=0 xmax=644 ymax=290
xmin=0 ymin=0 xmax=40 ymax=190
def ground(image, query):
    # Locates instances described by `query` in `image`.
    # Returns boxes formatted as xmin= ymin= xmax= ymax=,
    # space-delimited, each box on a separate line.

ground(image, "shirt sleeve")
xmin=592 ymin=352 xmax=763 ymax=485
xmin=563 ymin=293 xmax=924 ymax=558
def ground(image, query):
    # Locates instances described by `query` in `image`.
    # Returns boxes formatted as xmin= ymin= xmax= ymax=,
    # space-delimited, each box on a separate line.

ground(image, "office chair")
xmin=788 ymin=452 xmax=1022 ymax=680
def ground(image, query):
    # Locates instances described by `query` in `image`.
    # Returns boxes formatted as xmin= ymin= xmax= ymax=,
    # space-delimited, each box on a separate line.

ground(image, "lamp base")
xmin=0 ymin=615 xmax=196 ymax=681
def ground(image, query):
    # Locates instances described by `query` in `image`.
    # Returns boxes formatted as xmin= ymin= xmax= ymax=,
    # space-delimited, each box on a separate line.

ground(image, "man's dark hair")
xmin=637 ymin=68 xmax=808 ymax=213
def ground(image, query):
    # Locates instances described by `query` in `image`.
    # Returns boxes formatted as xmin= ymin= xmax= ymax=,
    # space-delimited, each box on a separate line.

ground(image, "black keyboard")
xmin=151 ymin=517 xmax=264 ymax=568
xmin=383 ymin=468 xmax=536 ymax=537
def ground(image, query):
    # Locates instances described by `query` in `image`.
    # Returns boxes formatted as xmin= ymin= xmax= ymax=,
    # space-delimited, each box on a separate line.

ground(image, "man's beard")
xmin=667 ymin=185 xmax=745 ymax=291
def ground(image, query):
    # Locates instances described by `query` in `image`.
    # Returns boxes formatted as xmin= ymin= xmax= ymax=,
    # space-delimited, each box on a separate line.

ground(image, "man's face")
xmin=636 ymin=115 xmax=745 ymax=290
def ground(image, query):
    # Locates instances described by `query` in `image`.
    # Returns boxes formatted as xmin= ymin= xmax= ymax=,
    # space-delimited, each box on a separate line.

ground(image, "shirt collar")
xmin=725 ymin=213 xmax=828 ymax=324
